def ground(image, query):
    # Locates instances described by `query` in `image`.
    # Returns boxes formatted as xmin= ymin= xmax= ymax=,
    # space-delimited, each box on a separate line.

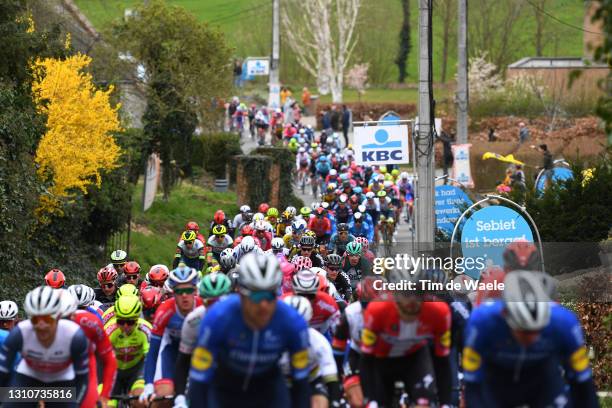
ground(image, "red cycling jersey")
xmin=72 ymin=309 xmax=117 ymax=405
xmin=361 ymin=300 xmax=451 ymax=358
xmin=282 ymin=290 xmax=340 ymax=333
xmin=308 ymin=217 xmax=332 ymax=238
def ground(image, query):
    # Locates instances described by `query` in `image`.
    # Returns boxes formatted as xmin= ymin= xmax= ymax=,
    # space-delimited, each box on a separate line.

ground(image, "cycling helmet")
xmin=286 ymin=206 xmax=297 ymax=217
xmin=339 ymin=194 xmax=348 ymax=203
xmin=199 ymin=273 xmax=232 ymax=298
xmin=366 ymin=191 xmax=375 ymax=199
xmin=240 ymin=205 xmax=251 ymax=213
xmin=400 ymin=171 xmax=409 ymax=179
xmin=281 ymin=210 xmax=292 ymax=221
xmin=24 ymin=286 xmax=62 ymax=317
xmin=291 ymin=219 xmax=307 ymax=233
xmin=181 ymin=230 xmax=197 ymax=242
xmin=58 ymin=290 xmax=78 ymax=318
xmin=242 ymin=212 xmax=253 ymax=223
xmin=267 ymin=207 xmax=279 ymax=218
xmin=240 ymin=236 xmax=256 ymax=254
xmin=299 ymin=235 xmax=316 ymax=248
xmin=345 ymin=241 xmax=363 ymax=256
xmin=337 ymin=223 xmax=349 ymax=232
xmin=253 ymin=212 xmax=265 ymax=222
xmin=148 ymin=265 xmax=170 ymax=285
xmin=45 ymin=269 xmax=65 ymax=289
xmin=291 ymin=256 xmax=313 ymax=272
xmin=356 ymin=276 xmax=383 ymax=304
xmin=140 ymin=286 xmax=162 ymax=310
xmin=168 ymin=265 xmax=199 ymax=288
xmin=325 ymin=254 xmax=342 ymax=267
xmin=220 ymin=248 xmax=237 ymax=270
xmin=97 ymin=265 xmax=118 ymax=283
xmin=271 ymin=237 xmax=285 ymax=252
xmin=212 ymin=224 xmax=227 ymax=236
xmin=114 ymin=295 xmax=142 ymax=319
xmin=386 ymin=217 xmax=395 ymax=224
xmin=0 ymin=301 xmax=18 ymax=320
xmin=354 ymin=236 xmax=370 ymax=251
xmin=503 ymin=241 xmax=540 ymax=272
xmin=311 ymin=267 xmax=327 ymax=279
xmin=291 ymin=269 xmax=319 ymax=295
xmin=185 ymin=221 xmax=199 ymax=231
xmin=314 ymin=207 xmax=325 ymax=216
xmin=380 ymin=166 xmax=387 ymax=174
xmin=163 ymin=279 xmax=174 ymax=295
xmin=503 ymin=271 xmax=551 ymax=331
xmin=238 ymin=253 xmax=282 ymax=291
xmin=377 ymin=190 xmax=387 ymax=197
xmin=354 ymin=212 xmax=363 ymax=221
xmin=214 ymin=210 xmax=226 ymax=225
xmin=241 ymin=225 xmax=254 ymax=236
xmin=304 ymin=230 xmax=317 ymax=239
xmin=300 ymin=206 xmax=312 ymax=217
xmin=110 ymin=250 xmax=128 ymax=264
xmin=283 ymin=296 xmax=313 ymax=321
xmin=383 ymin=180 xmax=393 ymax=189
xmin=124 ymin=261 xmax=141 ymax=275
xmin=258 ymin=203 xmax=270 ymax=214
xmin=68 ymin=284 xmax=96 ymax=307
xmin=353 ymin=187 xmax=363 ymax=194
xmin=254 ymin=220 xmax=266 ymax=231
xmin=298 ymin=147 xmax=305 ymax=153
xmin=117 ymin=284 xmax=139 ymax=298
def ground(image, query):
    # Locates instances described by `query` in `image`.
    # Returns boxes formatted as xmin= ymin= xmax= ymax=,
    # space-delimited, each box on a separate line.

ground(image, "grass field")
xmin=129 ymin=181 xmax=238 ymax=272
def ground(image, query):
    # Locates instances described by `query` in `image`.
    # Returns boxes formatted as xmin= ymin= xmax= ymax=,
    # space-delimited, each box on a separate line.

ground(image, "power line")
xmin=525 ymin=0 xmax=603 ymax=35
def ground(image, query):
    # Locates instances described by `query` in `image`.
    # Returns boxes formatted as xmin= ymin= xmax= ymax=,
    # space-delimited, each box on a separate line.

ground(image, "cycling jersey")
xmin=106 ymin=318 xmax=151 ymax=370
xmin=327 ymin=233 xmax=355 ymax=254
xmin=178 ymin=305 xmax=206 ymax=355
xmin=254 ymin=231 xmax=273 ymax=251
xmin=328 ymin=271 xmax=352 ymax=301
xmin=463 ymin=301 xmax=598 ymax=408
xmin=333 ymin=301 xmax=364 ymax=354
xmin=282 ymin=290 xmax=340 ymax=334
xmin=173 ymin=239 xmax=206 ymax=270
xmin=206 ymin=235 xmax=234 ymax=260
xmin=342 ymin=257 xmax=373 ymax=287
xmin=348 ymin=220 xmax=373 ymax=242
xmin=334 ymin=205 xmax=352 ymax=224
xmin=308 ymin=217 xmax=332 ymax=239
xmin=94 ymin=288 xmax=116 ymax=310
xmin=188 ymin=294 xmax=310 ymax=407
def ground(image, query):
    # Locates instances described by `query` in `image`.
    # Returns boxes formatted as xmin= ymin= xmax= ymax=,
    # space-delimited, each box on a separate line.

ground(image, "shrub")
xmin=196 ymin=133 xmax=243 ymax=178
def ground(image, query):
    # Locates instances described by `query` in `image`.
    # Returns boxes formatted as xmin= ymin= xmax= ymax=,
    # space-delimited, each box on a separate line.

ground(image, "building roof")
xmin=508 ymin=57 xmax=608 ymax=69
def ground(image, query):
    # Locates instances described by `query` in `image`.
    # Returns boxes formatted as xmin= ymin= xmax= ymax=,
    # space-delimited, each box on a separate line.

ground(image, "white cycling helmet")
xmin=329 ymin=169 xmax=337 ymax=176
xmin=311 ymin=201 xmax=320 ymax=210
xmin=283 ymin=295 xmax=313 ymax=321
xmin=240 ymin=205 xmax=251 ymax=213
xmin=271 ymin=237 xmax=285 ymax=251
xmin=240 ymin=236 xmax=256 ymax=254
xmin=24 ymin=286 xmax=63 ymax=317
xmin=0 ymin=301 xmax=18 ymax=320
xmin=310 ymin=267 xmax=327 ymax=279
xmin=255 ymin=220 xmax=267 ymax=231
xmin=253 ymin=213 xmax=265 ymax=222
xmin=68 ymin=284 xmax=96 ymax=307
xmin=239 ymin=253 xmax=282 ymax=291
xmin=291 ymin=269 xmax=320 ymax=295
xmin=58 ymin=289 xmax=78 ymax=318
xmin=383 ymin=180 xmax=393 ymax=188
xmin=503 ymin=271 xmax=551 ymax=331
xmin=286 ymin=206 xmax=297 ymax=216
xmin=220 ymin=248 xmax=237 ymax=270
xmin=298 ymin=147 xmax=305 ymax=153
xmin=400 ymin=171 xmax=409 ymax=179
xmin=366 ymin=191 xmax=375 ymax=199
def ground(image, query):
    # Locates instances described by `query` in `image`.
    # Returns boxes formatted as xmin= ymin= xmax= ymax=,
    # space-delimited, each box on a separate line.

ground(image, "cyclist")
xmin=44 ymin=268 xmax=66 ymax=289
xmin=110 ymin=249 xmax=128 ymax=275
xmin=95 ymin=265 xmax=119 ymax=310
xmin=283 ymin=296 xmax=341 ymax=408
xmin=503 ymin=240 xmax=541 ymax=272
xmin=296 ymin=147 xmax=310 ymax=185
xmin=0 ymin=301 xmax=18 ymax=332
xmin=102 ymin=284 xmax=149 ymax=330
xmin=276 ymin=210 xmax=293 ymax=237
xmin=141 ymin=265 xmax=202 ymax=404
xmin=327 ymin=223 xmax=355 ymax=255
xmin=308 ymin=207 xmax=332 ymax=245
xmin=207 ymin=224 xmax=234 ymax=263
xmin=140 ymin=285 xmax=163 ymax=323
xmin=283 ymin=219 xmax=307 ymax=249
xmin=106 ymin=295 xmax=150 ymax=406
xmin=232 ymin=205 xmax=251 ymax=233
xmin=334 ymin=195 xmax=352 ymax=224
xmin=288 ymin=269 xmax=340 ymax=335
xmin=116 ymin=260 xmax=144 ymax=288
xmin=464 ymin=271 xmax=598 ymax=407
xmin=141 ymin=264 xmax=170 ymax=291
xmin=349 ymin=212 xmax=374 ymax=243
xmin=291 ymin=235 xmax=324 ymax=268
xmin=181 ymin=221 xmax=206 ymax=244
xmin=354 ymin=236 xmax=375 ymax=263
xmin=188 ymin=253 xmax=310 ymax=407
xmin=173 ymin=230 xmax=206 ymax=272
xmin=65 ymin=287 xmax=118 ymax=408
xmin=266 ymin=207 xmax=280 ymax=231
xmin=234 ymin=235 xmax=264 ymax=262
xmin=0 ymin=286 xmax=90 ymax=406
xmin=323 ymin=254 xmax=352 ymax=301
xmin=342 ymin=242 xmax=373 ymax=288
xmin=254 ymin=220 xmax=273 ymax=251
xmin=174 ymin=273 xmax=232 ymax=407
xmin=361 ymin=268 xmax=452 ymax=407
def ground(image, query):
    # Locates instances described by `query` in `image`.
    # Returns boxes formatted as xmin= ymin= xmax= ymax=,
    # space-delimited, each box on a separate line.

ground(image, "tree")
xmin=345 ymin=63 xmax=369 ymax=101
xmin=110 ymin=0 xmax=232 ymax=197
xmin=395 ymin=0 xmax=411 ymax=83
xmin=593 ymin=1 xmax=612 ymax=144
xmin=530 ymin=0 xmax=549 ymax=56
xmin=282 ymin=0 xmax=361 ymax=103
xmin=434 ymin=0 xmax=456 ymax=83
xmin=32 ymin=53 xmax=122 ymax=217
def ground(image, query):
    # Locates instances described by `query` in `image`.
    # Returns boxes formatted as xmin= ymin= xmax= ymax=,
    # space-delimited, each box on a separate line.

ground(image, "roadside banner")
xmin=246 ymin=58 xmax=270 ymax=76
xmin=451 ymin=144 xmax=474 ymax=188
xmin=354 ymin=124 xmax=410 ymax=166
xmin=460 ymin=205 xmax=534 ymax=279
xmin=435 ymin=185 xmax=473 ymax=234
xmin=143 ymin=153 xmax=160 ymax=212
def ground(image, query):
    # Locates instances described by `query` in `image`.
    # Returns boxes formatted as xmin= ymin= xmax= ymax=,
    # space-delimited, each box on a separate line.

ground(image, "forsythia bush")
xmin=32 ymin=53 xmax=122 ymax=215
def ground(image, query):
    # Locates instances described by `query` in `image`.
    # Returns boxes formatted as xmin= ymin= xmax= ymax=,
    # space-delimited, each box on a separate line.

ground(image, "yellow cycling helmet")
xmin=377 ymin=190 xmax=387 ymax=197
xmin=182 ymin=230 xmax=197 ymax=242
xmin=391 ymin=169 xmax=399 ymax=177
xmin=212 ymin=224 xmax=227 ymax=236
xmin=386 ymin=217 xmax=395 ymax=224
xmin=300 ymin=207 xmax=312 ymax=216
xmin=267 ymin=207 xmax=279 ymax=218
xmin=380 ymin=166 xmax=387 ymax=174
xmin=117 ymin=283 xmax=138 ymax=298
xmin=115 ymin=295 xmax=142 ymax=319
xmin=304 ymin=230 xmax=317 ymax=238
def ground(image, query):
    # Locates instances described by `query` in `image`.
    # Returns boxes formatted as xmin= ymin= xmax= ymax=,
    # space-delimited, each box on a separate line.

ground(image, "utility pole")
xmin=456 ymin=0 xmax=468 ymax=144
xmin=268 ymin=0 xmax=281 ymax=108
xmin=416 ymin=0 xmax=435 ymax=248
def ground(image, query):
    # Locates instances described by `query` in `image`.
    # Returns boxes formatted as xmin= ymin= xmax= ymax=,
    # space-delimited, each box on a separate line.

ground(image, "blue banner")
xmin=435 ymin=185 xmax=472 ymax=234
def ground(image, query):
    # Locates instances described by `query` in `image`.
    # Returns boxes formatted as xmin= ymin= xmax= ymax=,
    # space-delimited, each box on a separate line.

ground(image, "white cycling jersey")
xmin=207 ymin=235 xmax=233 ymax=254
xmin=344 ymin=301 xmax=364 ymax=352
xmin=177 ymin=239 xmax=205 ymax=258
xmin=280 ymin=327 xmax=337 ymax=381
xmin=178 ymin=305 xmax=206 ymax=355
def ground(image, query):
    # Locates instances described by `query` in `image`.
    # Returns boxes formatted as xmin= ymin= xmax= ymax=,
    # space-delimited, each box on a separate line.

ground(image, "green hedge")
xmin=254 ymin=146 xmax=304 ymax=209
xmin=194 ymin=133 xmax=242 ymax=178
xmin=240 ymin=155 xmax=272 ymax=207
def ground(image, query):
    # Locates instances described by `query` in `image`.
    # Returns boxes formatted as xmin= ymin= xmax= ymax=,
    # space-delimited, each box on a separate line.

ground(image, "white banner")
xmin=451 ymin=144 xmax=474 ymax=188
xmin=246 ymin=59 xmax=269 ymax=76
xmin=143 ymin=153 xmax=160 ymax=212
xmin=354 ymin=124 xmax=410 ymax=166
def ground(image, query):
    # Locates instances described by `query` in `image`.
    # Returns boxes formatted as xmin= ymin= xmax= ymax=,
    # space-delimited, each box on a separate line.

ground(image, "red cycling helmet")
xmin=354 ymin=236 xmax=370 ymax=251
xmin=97 ymin=266 xmax=118 ymax=284
xmin=140 ymin=286 xmax=162 ymax=310
xmin=503 ymin=240 xmax=540 ymax=272
xmin=185 ymin=221 xmax=199 ymax=231
xmin=148 ymin=265 xmax=169 ymax=286
xmin=124 ymin=261 xmax=141 ymax=275
xmin=241 ymin=225 xmax=254 ymax=236
xmin=258 ymin=203 xmax=270 ymax=214
xmin=45 ymin=269 xmax=65 ymax=289
xmin=214 ymin=210 xmax=226 ymax=225
xmin=315 ymin=207 xmax=325 ymax=216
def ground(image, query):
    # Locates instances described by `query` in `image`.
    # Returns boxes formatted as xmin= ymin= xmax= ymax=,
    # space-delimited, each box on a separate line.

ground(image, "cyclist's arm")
xmin=172 ymin=246 xmax=182 ymax=269
xmin=70 ymin=329 xmax=90 ymax=404
xmin=0 ymin=326 xmax=22 ymax=386
xmin=174 ymin=351 xmax=191 ymax=397
xmin=143 ymin=305 xmax=171 ymax=385
xmin=331 ymin=312 xmax=350 ymax=371
xmin=94 ymin=322 xmax=118 ymax=400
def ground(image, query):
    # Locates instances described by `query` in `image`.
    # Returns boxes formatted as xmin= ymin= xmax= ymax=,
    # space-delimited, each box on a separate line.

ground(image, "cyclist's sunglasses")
xmin=184 ymin=240 xmax=195 ymax=245
xmin=174 ymin=287 xmax=195 ymax=296
xmin=355 ymin=220 xmax=363 ymax=224
xmin=301 ymin=247 xmax=313 ymax=252
xmin=113 ymin=262 xmax=126 ymax=268
xmin=326 ymin=266 xmax=340 ymax=271
xmin=116 ymin=319 xmax=137 ymax=327
xmin=31 ymin=315 xmax=55 ymax=325
xmin=102 ymin=282 xmax=115 ymax=289
xmin=125 ymin=274 xmax=139 ymax=281
xmin=240 ymin=289 xmax=276 ymax=303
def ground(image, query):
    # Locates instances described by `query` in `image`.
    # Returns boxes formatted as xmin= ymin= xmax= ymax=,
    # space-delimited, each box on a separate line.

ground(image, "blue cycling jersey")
xmin=463 ymin=301 xmax=592 ymax=385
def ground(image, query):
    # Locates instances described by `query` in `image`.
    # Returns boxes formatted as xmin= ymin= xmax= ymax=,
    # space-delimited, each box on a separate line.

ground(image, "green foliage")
xmin=593 ymin=1 xmax=612 ymax=136
xmin=254 ymin=147 xmax=304 ymax=210
xmin=240 ymin=155 xmax=272 ymax=209
xmin=196 ymin=133 xmax=242 ymax=178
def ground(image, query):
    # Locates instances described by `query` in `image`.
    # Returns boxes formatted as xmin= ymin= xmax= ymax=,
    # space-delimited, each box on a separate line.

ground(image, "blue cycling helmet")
xmin=353 ymin=186 xmax=363 ymax=194
xmin=168 ymin=264 xmax=199 ymax=288
xmin=291 ymin=219 xmax=307 ymax=233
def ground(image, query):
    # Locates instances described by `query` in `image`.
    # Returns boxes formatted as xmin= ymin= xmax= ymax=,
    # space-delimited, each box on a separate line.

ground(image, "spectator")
xmin=538 ymin=144 xmax=554 ymax=188
xmin=280 ymin=87 xmax=292 ymax=108
xmin=511 ymin=164 xmax=526 ymax=191
xmin=437 ymin=131 xmax=454 ymax=181
xmin=322 ymin=108 xmax=331 ymax=131
xmin=233 ymin=60 xmax=243 ymax=88
xmin=518 ymin=121 xmax=529 ymax=144
xmin=488 ymin=127 xmax=497 ymax=142
xmin=341 ymin=105 xmax=351 ymax=148
xmin=301 ymin=87 xmax=311 ymax=115
xmin=330 ymin=105 xmax=341 ymax=132
xmin=292 ymin=103 xmax=302 ymax=123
